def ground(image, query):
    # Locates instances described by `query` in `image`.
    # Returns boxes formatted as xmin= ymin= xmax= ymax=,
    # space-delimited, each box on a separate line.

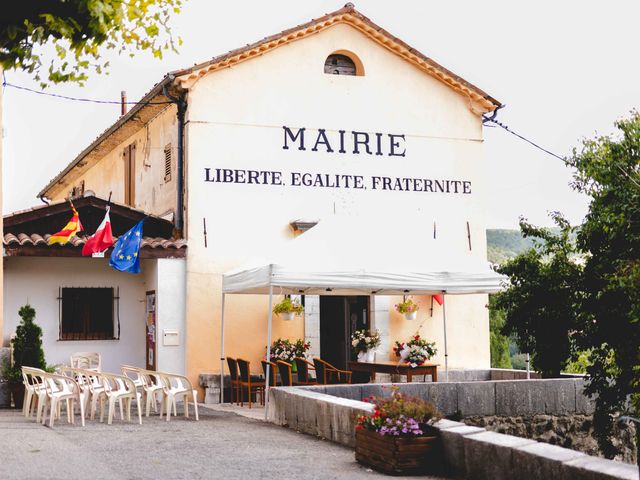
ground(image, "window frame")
xmin=58 ymin=286 xmax=120 ymax=341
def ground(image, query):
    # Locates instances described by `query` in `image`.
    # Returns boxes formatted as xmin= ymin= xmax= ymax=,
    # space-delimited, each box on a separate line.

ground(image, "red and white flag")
xmin=433 ymin=294 xmax=444 ymax=306
xmin=82 ymin=208 xmax=114 ymax=256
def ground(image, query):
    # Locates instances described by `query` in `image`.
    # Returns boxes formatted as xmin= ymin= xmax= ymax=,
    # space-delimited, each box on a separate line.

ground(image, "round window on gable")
xmin=324 ymin=51 xmax=364 ymax=76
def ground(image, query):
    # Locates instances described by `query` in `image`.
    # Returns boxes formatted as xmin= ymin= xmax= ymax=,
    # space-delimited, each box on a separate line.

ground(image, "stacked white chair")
xmin=158 ymin=372 xmax=199 ymax=422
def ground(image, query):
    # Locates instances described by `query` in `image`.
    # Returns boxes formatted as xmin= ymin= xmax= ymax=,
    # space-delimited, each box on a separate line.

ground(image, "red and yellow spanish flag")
xmin=48 ymin=204 xmax=83 ymax=245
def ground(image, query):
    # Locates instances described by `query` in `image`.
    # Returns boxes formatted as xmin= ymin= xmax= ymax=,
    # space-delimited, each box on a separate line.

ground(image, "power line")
xmin=1 ymin=76 xmax=172 ymax=106
xmin=483 ymin=114 xmax=640 ymax=189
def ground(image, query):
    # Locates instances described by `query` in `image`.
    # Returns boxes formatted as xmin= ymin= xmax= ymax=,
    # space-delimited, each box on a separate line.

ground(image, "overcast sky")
xmin=4 ymin=0 xmax=639 ymax=228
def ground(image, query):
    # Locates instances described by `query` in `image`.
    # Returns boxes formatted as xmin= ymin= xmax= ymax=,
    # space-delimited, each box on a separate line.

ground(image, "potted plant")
xmin=355 ymin=387 xmax=442 ymax=475
xmin=267 ymin=338 xmax=311 ymax=372
xmin=272 ymin=297 xmax=304 ymax=321
xmin=394 ymin=334 xmax=437 ymax=368
xmin=351 ymin=329 xmax=381 ymax=363
xmin=2 ymin=304 xmax=47 ymax=409
xmin=395 ymin=298 xmax=419 ymax=320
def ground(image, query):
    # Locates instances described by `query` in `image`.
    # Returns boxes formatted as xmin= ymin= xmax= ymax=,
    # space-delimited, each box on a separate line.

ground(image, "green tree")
xmin=489 ymin=296 xmax=512 ymax=369
xmin=493 ymin=213 xmax=582 ymax=378
xmin=571 ymin=112 xmax=640 ymax=458
xmin=0 ymin=0 xmax=183 ymax=86
xmin=4 ymin=304 xmax=47 ymax=383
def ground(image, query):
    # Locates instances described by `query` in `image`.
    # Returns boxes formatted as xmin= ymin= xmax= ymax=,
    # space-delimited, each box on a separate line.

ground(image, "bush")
xmin=2 ymin=304 xmax=47 ymax=383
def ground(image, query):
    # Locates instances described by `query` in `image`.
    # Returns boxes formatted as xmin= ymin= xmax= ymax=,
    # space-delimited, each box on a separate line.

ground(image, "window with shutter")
xmin=324 ymin=52 xmax=363 ymax=76
xmin=60 ymin=288 xmax=115 ymax=340
xmin=123 ymin=143 xmax=136 ymax=206
xmin=164 ymin=144 xmax=172 ymax=182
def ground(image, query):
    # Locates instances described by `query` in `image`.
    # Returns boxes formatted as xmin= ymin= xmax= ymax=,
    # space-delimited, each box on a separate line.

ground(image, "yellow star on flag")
xmin=126 ymin=255 xmax=132 ymax=260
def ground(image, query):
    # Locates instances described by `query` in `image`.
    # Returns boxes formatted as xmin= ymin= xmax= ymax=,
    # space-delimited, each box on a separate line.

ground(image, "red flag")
xmin=82 ymin=208 xmax=114 ymax=256
xmin=433 ymin=294 xmax=444 ymax=306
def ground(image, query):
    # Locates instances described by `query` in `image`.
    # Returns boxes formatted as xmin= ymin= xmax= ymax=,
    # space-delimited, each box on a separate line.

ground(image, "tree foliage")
xmin=570 ymin=112 xmax=640 ymax=458
xmin=489 ymin=296 xmax=512 ymax=369
xmin=495 ymin=112 xmax=640 ymax=457
xmin=0 ymin=0 xmax=183 ymax=86
xmin=493 ymin=213 xmax=582 ymax=378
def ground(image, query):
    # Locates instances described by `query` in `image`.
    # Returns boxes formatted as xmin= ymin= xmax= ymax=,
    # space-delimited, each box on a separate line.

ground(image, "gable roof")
xmin=39 ymin=3 xmax=501 ymax=199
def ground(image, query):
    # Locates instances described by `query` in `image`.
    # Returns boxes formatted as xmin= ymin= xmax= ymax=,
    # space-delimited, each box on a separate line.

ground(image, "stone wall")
xmin=269 ymin=385 xmax=639 ymax=480
xmin=465 ymin=414 xmax=636 ymax=464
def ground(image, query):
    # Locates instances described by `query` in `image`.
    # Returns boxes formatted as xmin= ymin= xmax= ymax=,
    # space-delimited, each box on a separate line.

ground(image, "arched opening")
xmin=324 ymin=50 xmax=364 ymax=76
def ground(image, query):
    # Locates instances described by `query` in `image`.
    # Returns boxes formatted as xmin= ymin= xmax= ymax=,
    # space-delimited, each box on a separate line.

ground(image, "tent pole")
xmin=442 ymin=290 xmax=449 ymax=382
xmin=264 ymin=284 xmax=274 ymax=421
xmin=219 ymin=293 xmax=226 ymax=404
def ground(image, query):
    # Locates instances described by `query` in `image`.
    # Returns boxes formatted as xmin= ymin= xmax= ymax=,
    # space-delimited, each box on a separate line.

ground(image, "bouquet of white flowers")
xmin=351 ymin=329 xmax=381 ymax=354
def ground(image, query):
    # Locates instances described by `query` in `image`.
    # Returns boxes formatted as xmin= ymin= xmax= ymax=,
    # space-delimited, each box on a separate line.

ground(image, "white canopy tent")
xmin=219 ymin=215 xmax=505 ymax=418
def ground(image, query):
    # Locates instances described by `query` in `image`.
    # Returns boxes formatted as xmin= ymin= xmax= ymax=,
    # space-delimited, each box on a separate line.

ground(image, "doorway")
xmin=319 ymin=295 xmax=369 ymax=370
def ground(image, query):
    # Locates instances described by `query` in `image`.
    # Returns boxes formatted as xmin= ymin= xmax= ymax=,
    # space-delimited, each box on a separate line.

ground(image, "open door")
xmin=319 ymin=295 xmax=369 ymax=370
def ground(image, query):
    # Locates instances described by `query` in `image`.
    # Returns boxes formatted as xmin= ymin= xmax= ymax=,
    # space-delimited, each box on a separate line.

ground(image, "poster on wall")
xmin=146 ymin=291 xmax=156 ymax=370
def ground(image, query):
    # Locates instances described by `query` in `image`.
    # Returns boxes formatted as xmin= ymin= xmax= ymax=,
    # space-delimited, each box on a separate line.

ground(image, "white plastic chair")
xmin=122 ymin=366 xmax=165 ymax=417
xmin=40 ymin=373 xmax=86 ymax=427
xmin=70 ymin=352 xmax=101 ymax=372
xmin=100 ymin=373 xmax=142 ymax=425
xmin=21 ymin=367 xmax=46 ymax=418
xmin=158 ymin=372 xmax=199 ymax=422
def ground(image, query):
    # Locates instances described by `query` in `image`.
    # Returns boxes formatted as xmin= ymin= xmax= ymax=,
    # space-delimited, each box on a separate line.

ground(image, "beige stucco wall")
xmin=49 ymin=105 xmax=179 ymax=219
xmin=0 ymin=66 xmax=4 ymax=344
xmin=183 ymin=22 xmax=492 ymax=387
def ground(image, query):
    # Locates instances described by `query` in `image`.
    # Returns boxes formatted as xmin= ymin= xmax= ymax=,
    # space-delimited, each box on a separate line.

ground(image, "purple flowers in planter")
xmin=378 ymin=415 xmax=424 ymax=436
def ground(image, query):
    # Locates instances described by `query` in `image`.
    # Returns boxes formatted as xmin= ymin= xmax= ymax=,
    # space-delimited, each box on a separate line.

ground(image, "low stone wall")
xmin=466 ymin=414 xmax=636 ymax=464
xmin=268 ymin=385 xmax=638 ymax=480
xmin=296 ymin=378 xmax=594 ymax=417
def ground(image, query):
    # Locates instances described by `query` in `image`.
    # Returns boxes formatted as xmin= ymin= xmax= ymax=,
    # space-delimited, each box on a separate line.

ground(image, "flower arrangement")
xmin=272 ymin=297 xmax=304 ymax=316
xmin=356 ymin=387 xmax=441 ymax=436
xmin=351 ymin=329 xmax=381 ymax=354
xmin=267 ymin=338 xmax=311 ymax=363
xmin=394 ymin=335 xmax=437 ymax=368
xmin=394 ymin=298 xmax=419 ymax=314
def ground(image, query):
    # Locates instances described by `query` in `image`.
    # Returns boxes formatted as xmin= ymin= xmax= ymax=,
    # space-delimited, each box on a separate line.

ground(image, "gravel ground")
xmin=0 ymin=406 xmax=452 ymax=480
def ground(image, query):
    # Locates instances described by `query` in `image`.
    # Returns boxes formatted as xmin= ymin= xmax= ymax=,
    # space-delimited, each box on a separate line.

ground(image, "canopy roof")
xmin=223 ymin=215 xmax=505 ymax=295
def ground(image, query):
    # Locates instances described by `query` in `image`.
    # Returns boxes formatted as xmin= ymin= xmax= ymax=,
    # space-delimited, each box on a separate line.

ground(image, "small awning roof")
xmin=223 ymin=215 xmax=505 ymax=295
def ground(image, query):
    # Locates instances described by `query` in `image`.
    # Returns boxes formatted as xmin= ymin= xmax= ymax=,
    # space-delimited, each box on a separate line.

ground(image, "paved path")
xmin=0 ymin=407 xmax=452 ymax=480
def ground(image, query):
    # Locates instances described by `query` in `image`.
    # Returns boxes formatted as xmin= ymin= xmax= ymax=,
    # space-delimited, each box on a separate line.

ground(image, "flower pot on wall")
xmin=404 ymin=311 xmax=417 ymax=321
xmin=355 ymin=428 xmax=441 ymax=475
xmin=280 ymin=312 xmax=294 ymax=321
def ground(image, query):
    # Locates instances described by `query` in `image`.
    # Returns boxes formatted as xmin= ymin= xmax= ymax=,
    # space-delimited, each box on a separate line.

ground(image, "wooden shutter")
xmin=123 ymin=143 xmax=136 ymax=206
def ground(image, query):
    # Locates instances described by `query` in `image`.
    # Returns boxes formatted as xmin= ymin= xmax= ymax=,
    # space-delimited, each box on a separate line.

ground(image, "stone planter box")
xmin=355 ymin=427 xmax=441 ymax=475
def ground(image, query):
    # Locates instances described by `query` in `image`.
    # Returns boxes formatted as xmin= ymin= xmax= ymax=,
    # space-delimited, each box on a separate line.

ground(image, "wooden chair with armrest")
xmin=294 ymin=357 xmax=317 ymax=385
xmin=312 ymin=358 xmax=352 ymax=385
xmin=226 ymin=357 xmax=240 ymax=405
xmin=236 ymin=358 xmax=263 ymax=408
xmin=276 ymin=360 xmax=294 ymax=387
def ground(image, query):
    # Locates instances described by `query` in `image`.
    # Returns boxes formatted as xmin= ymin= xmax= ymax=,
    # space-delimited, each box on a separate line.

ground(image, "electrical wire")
xmin=483 ymin=115 xmax=640 ymax=189
xmin=1 ymin=74 xmax=172 ymax=106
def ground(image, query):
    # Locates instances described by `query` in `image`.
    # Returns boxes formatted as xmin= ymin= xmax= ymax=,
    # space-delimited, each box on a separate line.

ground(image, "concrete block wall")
xmin=298 ymin=378 xmax=595 ymax=417
xmin=269 ymin=386 xmax=637 ymax=480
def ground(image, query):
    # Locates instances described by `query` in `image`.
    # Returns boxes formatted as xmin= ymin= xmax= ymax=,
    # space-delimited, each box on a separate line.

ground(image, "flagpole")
xmin=442 ymin=290 xmax=449 ymax=383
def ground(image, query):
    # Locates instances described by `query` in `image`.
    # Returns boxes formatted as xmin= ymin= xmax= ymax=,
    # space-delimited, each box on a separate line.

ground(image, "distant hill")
xmin=486 ymin=229 xmax=538 ymax=264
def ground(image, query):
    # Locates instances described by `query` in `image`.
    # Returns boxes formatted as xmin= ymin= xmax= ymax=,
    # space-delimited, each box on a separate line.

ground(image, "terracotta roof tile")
xmin=3 ymin=233 xmax=186 ymax=250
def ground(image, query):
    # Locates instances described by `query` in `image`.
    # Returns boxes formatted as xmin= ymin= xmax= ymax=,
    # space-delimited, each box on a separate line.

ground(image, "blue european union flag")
xmin=109 ymin=219 xmax=144 ymax=273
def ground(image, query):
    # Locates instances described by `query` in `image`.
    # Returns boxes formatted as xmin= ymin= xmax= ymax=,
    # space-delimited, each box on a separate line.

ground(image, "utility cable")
xmin=1 ymin=74 xmax=172 ymax=106
xmin=483 ymin=113 xmax=640 ymax=189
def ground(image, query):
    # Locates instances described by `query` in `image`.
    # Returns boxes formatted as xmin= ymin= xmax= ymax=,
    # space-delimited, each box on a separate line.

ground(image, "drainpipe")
xmin=163 ymin=80 xmax=187 ymax=236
